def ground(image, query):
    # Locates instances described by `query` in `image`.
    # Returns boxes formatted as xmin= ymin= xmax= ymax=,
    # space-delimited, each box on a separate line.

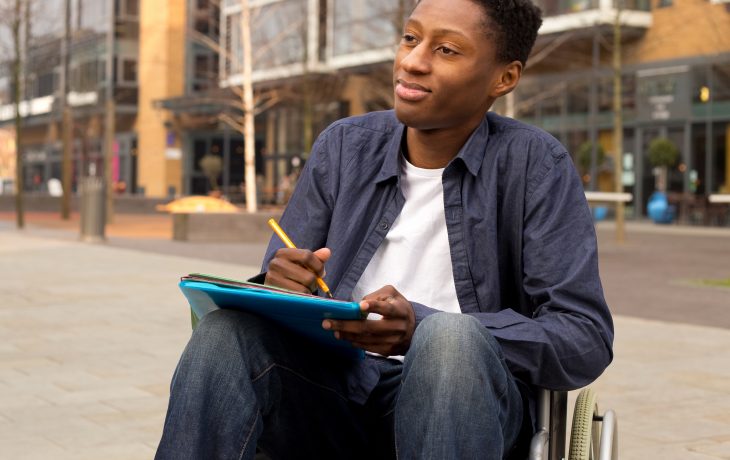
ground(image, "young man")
xmin=156 ymin=0 xmax=614 ymax=458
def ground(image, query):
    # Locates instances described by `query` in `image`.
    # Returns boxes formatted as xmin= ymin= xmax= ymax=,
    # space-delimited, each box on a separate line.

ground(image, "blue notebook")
xmin=179 ymin=273 xmax=365 ymax=359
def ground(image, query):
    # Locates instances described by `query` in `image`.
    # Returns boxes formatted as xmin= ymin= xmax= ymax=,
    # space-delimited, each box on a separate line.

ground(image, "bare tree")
xmin=189 ymin=0 xmax=413 ymax=210
xmin=188 ymin=0 xmax=322 ymax=211
xmin=12 ymin=0 xmax=23 ymax=228
xmin=0 ymin=0 xmax=29 ymax=228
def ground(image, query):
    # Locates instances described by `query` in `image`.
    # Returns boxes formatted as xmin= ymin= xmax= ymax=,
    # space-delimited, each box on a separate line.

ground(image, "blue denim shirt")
xmin=258 ymin=110 xmax=613 ymax=398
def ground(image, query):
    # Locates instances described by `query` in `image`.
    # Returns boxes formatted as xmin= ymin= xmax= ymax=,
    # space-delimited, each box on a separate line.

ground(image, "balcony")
xmin=534 ymin=0 xmax=652 ymax=35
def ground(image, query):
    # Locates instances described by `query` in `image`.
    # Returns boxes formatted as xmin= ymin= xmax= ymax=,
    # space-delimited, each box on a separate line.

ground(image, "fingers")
xmin=312 ymin=247 xmax=331 ymax=264
xmin=361 ymin=297 xmax=401 ymax=318
xmin=322 ymin=313 xmax=413 ymax=356
xmin=330 ymin=284 xmax=415 ymax=355
xmin=264 ymin=247 xmax=329 ymax=292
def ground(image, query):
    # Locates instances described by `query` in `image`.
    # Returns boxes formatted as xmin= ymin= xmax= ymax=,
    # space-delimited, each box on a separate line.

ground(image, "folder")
xmin=179 ymin=273 xmax=365 ymax=359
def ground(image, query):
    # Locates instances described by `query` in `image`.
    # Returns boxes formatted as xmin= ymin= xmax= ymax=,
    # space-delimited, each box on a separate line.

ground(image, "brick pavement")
xmin=0 ymin=216 xmax=729 ymax=459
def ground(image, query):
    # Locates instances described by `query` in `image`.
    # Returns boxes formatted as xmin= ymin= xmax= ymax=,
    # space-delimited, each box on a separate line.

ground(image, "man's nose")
xmin=399 ymin=43 xmax=431 ymax=74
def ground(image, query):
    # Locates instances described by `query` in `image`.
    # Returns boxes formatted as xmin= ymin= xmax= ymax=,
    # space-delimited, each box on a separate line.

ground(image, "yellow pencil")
xmin=267 ymin=218 xmax=334 ymax=299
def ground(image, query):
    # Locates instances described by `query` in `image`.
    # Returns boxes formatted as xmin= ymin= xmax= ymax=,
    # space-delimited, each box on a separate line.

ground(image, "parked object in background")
xmin=79 ymin=177 xmax=106 ymax=243
xmin=647 ymin=191 xmax=676 ymax=224
xmin=592 ymin=206 xmax=608 ymax=221
xmin=47 ymin=178 xmax=63 ymax=197
xmin=156 ymin=195 xmax=240 ymax=214
xmin=0 ymin=178 xmax=14 ymax=195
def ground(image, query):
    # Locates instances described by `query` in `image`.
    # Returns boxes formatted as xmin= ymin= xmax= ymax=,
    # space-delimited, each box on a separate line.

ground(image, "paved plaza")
xmin=0 ymin=214 xmax=729 ymax=459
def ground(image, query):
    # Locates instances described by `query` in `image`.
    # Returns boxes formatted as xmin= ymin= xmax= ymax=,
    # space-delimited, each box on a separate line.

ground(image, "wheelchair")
xmin=190 ymin=310 xmax=618 ymax=459
xmin=530 ymin=388 xmax=618 ymax=460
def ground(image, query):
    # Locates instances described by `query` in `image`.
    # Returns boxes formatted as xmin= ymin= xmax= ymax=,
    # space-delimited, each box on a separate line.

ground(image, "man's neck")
xmin=403 ymin=125 xmax=473 ymax=169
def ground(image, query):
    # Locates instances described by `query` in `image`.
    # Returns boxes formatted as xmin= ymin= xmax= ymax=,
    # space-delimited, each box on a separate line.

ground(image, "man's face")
xmin=393 ymin=0 xmax=508 ymax=131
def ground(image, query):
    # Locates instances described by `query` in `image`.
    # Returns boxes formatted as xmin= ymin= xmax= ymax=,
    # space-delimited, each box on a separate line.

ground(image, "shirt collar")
xmin=453 ymin=113 xmax=490 ymax=177
xmin=375 ymin=123 xmax=406 ymax=184
xmin=374 ymin=113 xmax=490 ymax=183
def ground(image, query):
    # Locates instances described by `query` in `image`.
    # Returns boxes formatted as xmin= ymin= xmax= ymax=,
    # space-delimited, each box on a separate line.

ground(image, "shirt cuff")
xmin=411 ymin=301 xmax=441 ymax=327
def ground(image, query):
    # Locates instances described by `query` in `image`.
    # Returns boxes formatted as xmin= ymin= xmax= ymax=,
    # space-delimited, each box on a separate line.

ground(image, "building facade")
xmin=157 ymin=0 xmax=411 ymax=201
xmin=495 ymin=0 xmax=730 ymax=218
xmin=3 ymin=0 xmax=728 ymax=220
xmin=0 ymin=0 xmax=139 ymax=196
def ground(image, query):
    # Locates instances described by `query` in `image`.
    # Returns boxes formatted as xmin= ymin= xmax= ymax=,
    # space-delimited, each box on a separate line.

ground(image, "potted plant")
xmin=646 ymin=138 xmax=679 ymax=224
xmin=576 ymin=141 xmax=608 ymax=220
xmin=647 ymin=137 xmax=679 ymax=192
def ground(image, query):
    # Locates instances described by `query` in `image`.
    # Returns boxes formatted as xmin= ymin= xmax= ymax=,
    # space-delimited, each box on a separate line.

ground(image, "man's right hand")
xmin=264 ymin=247 xmax=331 ymax=294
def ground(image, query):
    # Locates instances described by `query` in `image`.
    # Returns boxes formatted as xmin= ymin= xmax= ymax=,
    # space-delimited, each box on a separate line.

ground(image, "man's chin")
xmin=394 ymin=107 xmax=436 ymax=130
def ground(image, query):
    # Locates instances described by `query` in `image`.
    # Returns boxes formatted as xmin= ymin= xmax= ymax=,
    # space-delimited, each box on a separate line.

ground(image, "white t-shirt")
xmin=351 ymin=155 xmax=461 ymax=316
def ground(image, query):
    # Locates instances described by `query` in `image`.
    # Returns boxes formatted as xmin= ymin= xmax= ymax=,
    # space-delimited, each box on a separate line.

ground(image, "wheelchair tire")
xmin=568 ymin=387 xmax=600 ymax=460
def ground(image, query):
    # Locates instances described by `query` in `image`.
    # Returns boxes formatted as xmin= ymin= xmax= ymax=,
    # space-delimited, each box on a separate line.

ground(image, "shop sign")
xmin=636 ymin=65 xmax=691 ymax=122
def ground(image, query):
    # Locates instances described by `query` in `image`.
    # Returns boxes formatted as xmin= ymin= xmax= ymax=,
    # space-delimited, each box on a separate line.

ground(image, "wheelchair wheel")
xmin=568 ymin=387 xmax=600 ymax=460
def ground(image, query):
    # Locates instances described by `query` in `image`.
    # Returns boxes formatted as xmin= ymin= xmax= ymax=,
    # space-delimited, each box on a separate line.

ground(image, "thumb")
xmin=313 ymin=247 xmax=331 ymax=264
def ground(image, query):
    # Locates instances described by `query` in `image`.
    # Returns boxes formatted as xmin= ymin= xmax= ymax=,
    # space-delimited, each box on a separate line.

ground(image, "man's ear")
xmin=489 ymin=61 xmax=523 ymax=98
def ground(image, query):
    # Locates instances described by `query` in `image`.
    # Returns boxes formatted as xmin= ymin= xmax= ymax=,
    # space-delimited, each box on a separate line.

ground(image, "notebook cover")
xmin=179 ymin=275 xmax=364 ymax=359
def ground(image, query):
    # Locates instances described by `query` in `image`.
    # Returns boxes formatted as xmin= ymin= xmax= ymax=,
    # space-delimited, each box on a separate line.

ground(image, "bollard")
xmin=80 ymin=176 xmax=106 ymax=243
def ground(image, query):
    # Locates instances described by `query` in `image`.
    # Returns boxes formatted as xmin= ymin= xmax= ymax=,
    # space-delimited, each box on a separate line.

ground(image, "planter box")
xmin=172 ymin=211 xmax=282 ymax=243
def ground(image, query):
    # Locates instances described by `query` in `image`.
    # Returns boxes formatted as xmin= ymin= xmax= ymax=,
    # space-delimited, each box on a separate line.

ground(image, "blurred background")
xmin=0 ymin=0 xmax=728 ymax=224
xmin=0 ymin=2 xmax=729 ymax=459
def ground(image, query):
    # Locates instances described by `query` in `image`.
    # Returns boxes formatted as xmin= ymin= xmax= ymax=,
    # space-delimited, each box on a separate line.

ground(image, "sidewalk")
xmin=0 ymin=229 xmax=261 ymax=459
xmin=0 ymin=219 xmax=729 ymax=459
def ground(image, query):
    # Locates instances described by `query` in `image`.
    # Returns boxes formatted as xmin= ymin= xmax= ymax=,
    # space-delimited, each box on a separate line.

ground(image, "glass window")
xmin=125 ymin=0 xmax=139 ymax=17
xmin=712 ymin=62 xmax=730 ymax=103
xmin=568 ymin=80 xmax=590 ymax=114
xmin=71 ymin=60 xmax=102 ymax=92
xmin=332 ymin=0 xmax=410 ymax=56
xmin=251 ymin=0 xmax=307 ymax=70
xmin=657 ymin=0 xmax=673 ymax=8
xmin=121 ymin=59 xmax=137 ymax=83
xmin=37 ymin=72 xmax=56 ymax=97
xmin=0 ymin=76 xmax=10 ymax=105
xmin=33 ymin=0 xmax=64 ymax=37
xmin=75 ymin=0 xmax=111 ymax=34
xmin=513 ymin=82 xmax=541 ymax=119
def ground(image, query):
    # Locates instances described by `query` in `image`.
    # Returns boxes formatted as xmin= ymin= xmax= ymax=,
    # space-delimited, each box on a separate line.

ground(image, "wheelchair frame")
xmin=530 ymin=388 xmax=618 ymax=460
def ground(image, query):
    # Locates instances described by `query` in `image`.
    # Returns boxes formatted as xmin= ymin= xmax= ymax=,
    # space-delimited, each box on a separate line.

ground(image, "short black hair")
xmin=471 ymin=0 xmax=543 ymax=66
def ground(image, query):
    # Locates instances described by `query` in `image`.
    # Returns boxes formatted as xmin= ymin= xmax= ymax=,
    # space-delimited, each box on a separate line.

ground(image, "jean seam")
xmin=251 ymin=363 xmax=350 ymax=403
xmin=238 ymin=409 xmax=260 ymax=460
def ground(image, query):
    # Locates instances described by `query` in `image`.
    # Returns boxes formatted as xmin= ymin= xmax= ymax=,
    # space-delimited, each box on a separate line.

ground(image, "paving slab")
xmin=1 ymin=220 xmax=729 ymax=459
xmin=0 ymin=230 xmax=259 ymax=459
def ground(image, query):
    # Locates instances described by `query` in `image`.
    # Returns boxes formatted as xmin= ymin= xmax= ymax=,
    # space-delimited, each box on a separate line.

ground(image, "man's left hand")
xmin=322 ymin=285 xmax=416 ymax=356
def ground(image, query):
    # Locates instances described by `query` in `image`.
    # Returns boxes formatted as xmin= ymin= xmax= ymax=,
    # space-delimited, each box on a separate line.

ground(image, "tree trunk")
xmin=613 ymin=1 xmax=625 ymax=243
xmin=61 ymin=0 xmax=72 ymax=219
xmin=13 ymin=0 xmax=24 ymax=229
xmin=240 ymin=0 xmax=257 ymax=212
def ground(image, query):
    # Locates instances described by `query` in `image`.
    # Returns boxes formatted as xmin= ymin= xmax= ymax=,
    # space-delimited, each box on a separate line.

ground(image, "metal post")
xmin=589 ymin=30 xmax=600 ymax=191
xmin=705 ymin=63 xmax=714 ymax=193
xmin=635 ymin=127 xmax=643 ymax=218
xmin=613 ymin=1 xmax=625 ymax=243
xmin=683 ymin=121 xmax=692 ymax=194
xmin=223 ymin=124 xmax=231 ymax=193
xmin=104 ymin=0 xmax=115 ymax=223
xmin=80 ymin=176 xmax=106 ymax=243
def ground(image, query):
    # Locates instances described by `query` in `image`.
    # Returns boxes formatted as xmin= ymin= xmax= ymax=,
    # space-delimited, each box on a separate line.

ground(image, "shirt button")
xmin=379 ymin=221 xmax=389 ymax=231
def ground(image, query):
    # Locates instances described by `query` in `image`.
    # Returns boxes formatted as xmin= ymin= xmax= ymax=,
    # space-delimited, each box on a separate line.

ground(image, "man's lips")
xmin=395 ymin=80 xmax=431 ymax=102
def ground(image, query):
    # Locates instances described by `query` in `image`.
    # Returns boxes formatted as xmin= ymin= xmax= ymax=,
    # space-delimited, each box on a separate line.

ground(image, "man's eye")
xmin=401 ymin=34 xmax=417 ymax=44
xmin=437 ymin=46 xmax=457 ymax=55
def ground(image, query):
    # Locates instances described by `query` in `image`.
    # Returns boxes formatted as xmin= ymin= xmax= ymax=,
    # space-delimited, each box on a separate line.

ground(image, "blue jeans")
xmin=156 ymin=310 xmax=524 ymax=460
